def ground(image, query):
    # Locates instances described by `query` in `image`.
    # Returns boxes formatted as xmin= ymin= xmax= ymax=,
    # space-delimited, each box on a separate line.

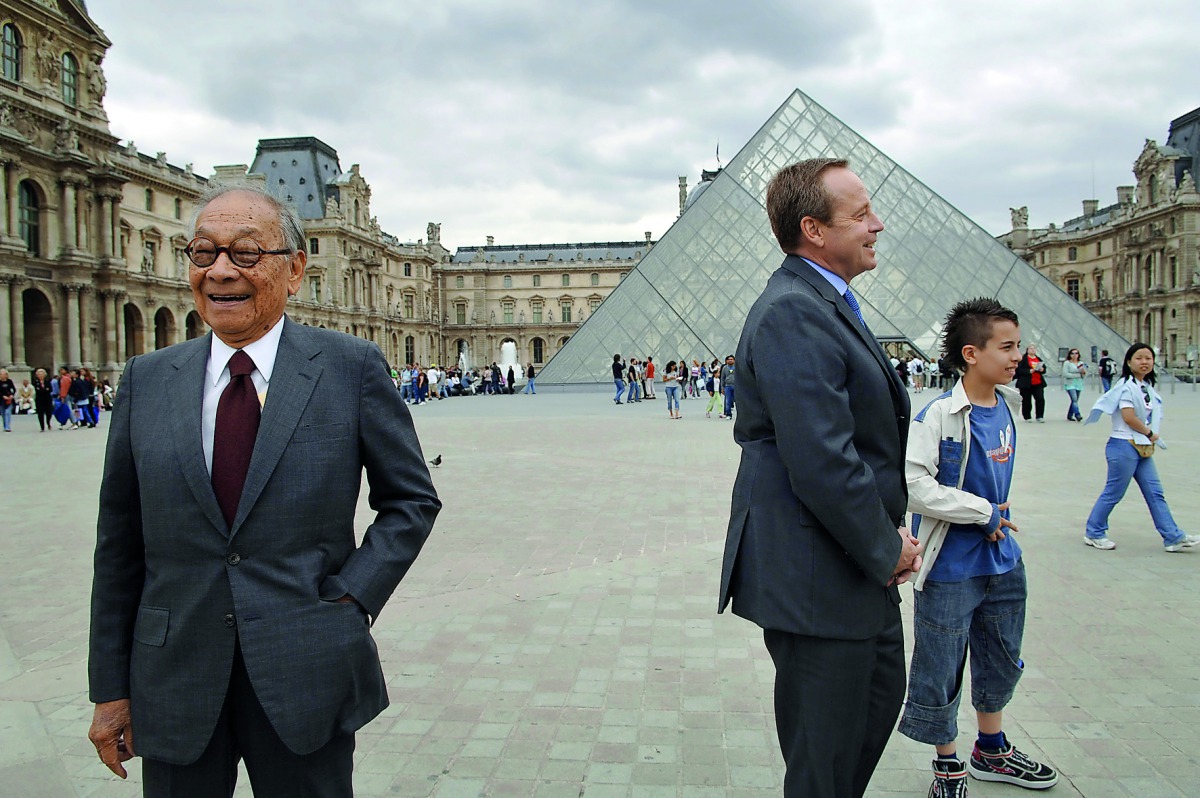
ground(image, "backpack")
xmin=1100 ymin=358 xmax=1115 ymax=378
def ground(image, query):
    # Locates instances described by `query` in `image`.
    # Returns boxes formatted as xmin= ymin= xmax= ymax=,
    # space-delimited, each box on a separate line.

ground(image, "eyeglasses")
xmin=185 ymin=237 xmax=292 ymax=268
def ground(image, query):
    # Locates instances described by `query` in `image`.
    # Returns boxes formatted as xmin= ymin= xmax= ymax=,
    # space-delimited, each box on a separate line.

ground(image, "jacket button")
xmin=227 ymin=553 xmax=241 ymax=566
xmin=224 ymin=614 xmax=235 ymax=627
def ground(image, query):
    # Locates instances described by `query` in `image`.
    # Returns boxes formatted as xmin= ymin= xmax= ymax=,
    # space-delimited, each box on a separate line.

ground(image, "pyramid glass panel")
xmin=538 ymin=90 xmax=1126 ymax=384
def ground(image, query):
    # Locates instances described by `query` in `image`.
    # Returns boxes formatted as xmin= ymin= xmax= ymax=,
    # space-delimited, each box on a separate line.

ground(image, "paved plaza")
xmin=1 ymin=380 xmax=1199 ymax=797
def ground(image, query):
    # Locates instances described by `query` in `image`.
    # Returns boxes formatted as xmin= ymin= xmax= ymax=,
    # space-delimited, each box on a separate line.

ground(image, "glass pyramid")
xmin=538 ymin=89 xmax=1127 ymax=384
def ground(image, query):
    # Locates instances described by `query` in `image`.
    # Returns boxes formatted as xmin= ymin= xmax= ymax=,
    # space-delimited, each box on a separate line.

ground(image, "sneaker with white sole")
xmin=1084 ymin=536 xmax=1116 ymax=550
xmin=928 ymin=758 xmax=969 ymax=798
xmin=968 ymin=742 xmax=1057 ymax=790
xmin=1164 ymin=533 xmax=1200 ymax=552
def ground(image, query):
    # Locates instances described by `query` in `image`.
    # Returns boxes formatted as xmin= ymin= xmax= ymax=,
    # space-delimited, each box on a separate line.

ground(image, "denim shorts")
xmin=898 ymin=560 xmax=1027 ymax=745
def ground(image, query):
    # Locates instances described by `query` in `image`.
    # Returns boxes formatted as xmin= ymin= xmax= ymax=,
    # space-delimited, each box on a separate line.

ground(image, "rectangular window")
xmin=455 ymin=275 xmax=464 ymax=288
xmin=589 ymin=298 xmax=601 ymax=312
xmin=145 ymin=189 xmax=153 ymax=212
xmin=1170 ymin=256 xmax=1178 ymax=287
xmin=1067 ymin=246 xmax=1077 ymax=261
xmin=1096 ymin=241 xmax=1103 ymax=256
xmin=456 ymin=304 xmax=466 ymax=325
xmin=404 ymin=263 xmax=412 ymax=277
xmin=503 ymin=275 xmax=512 ymax=288
xmin=1066 ymin=277 xmax=1080 ymax=301
xmin=404 ymin=295 xmax=414 ymax=318
xmin=562 ymin=274 xmax=570 ymax=287
xmin=532 ymin=302 xmax=542 ymax=323
xmin=503 ymin=301 xmax=514 ymax=324
xmin=533 ymin=274 xmax=541 ymax=287
xmin=560 ymin=302 xmax=572 ymax=323
xmin=174 ymin=198 xmax=182 ymax=220
xmin=309 ymin=237 xmax=319 ymax=255
xmin=590 ymin=273 xmax=599 ymax=286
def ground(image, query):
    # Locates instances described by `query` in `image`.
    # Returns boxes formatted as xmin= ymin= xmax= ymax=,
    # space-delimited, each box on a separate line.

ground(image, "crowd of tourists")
xmin=389 ymin=362 xmax=538 ymax=404
xmin=0 ymin=365 xmax=113 ymax=432
xmin=610 ymin=353 xmax=737 ymax=420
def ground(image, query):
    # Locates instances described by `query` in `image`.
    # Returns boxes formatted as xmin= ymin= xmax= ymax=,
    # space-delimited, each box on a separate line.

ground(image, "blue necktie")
xmin=843 ymin=288 xmax=866 ymax=328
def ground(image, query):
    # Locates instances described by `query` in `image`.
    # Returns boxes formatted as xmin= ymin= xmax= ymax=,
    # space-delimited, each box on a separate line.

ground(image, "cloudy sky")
xmin=89 ymin=0 xmax=1200 ymax=251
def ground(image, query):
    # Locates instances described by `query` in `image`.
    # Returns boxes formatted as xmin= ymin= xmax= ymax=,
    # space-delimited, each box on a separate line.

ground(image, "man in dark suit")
xmin=87 ymin=185 xmax=441 ymax=796
xmin=719 ymin=158 xmax=922 ymax=797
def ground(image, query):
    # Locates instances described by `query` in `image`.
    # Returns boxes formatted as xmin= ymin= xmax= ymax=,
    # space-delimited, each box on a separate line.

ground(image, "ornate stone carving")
xmin=426 ymin=222 xmax=441 ymax=245
xmin=1009 ymin=206 xmax=1029 ymax=229
xmin=86 ymin=54 xmax=107 ymax=108
xmin=141 ymin=242 xmax=154 ymax=273
xmin=36 ymin=30 xmax=60 ymax=89
xmin=55 ymin=119 xmax=80 ymax=153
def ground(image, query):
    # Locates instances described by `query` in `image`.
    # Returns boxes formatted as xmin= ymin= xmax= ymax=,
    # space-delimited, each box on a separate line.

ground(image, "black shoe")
xmin=928 ymin=758 xmax=968 ymax=798
xmin=969 ymin=742 xmax=1057 ymax=790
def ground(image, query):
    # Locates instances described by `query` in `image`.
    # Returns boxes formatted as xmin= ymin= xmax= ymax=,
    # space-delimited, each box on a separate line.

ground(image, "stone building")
xmin=0 ymin=0 xmax=654 ymax=383
xmin=1000 ymin=107 xmax=1200 ymax=367
xmin=439 ymin=238 xmax=651 ymax=369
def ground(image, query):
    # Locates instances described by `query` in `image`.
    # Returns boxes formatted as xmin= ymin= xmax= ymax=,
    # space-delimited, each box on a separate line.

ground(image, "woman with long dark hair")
xmin=1061 ymin=348 xmax=1087 ymax=422
xmin=1083 ymin=343 xmax=1198 ymax=552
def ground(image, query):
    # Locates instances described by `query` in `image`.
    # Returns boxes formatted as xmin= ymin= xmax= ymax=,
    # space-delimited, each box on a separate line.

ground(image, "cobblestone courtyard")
xmin=1 ymin=384 xmax=1198 ymax=796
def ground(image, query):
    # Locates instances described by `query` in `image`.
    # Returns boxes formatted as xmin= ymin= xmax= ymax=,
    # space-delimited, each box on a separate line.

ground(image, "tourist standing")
xmin=1083 ymin=343 xmax=1199 ymax=552
xmin=719 ymin=355 xmax=735 ymax=419
xmin=1061 ymin=348 xmax=1087 ymax=422
xmin=662 ymin=360 xmax=681 ymax=419
xmin=1015 ymin=345 xmax=1047 ymax=422
xmin=32 ymin=368 xmax=54 ymax=432
xmin=644 ymin=357 xmax=656 ymax=398
xmin=1098 ymin=349 xmax=1115 ymax=393
xmin=0 ymin=369 xmax=14 ymax=432
xmin=612 ymin=354 xmax=625 ymax=404
xmin=524 ymin=363 xmax=536 ymax=394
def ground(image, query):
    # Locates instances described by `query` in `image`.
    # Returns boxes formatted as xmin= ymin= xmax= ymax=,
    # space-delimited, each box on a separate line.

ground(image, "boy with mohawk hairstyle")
xmin=900 ymin=298 xmax=1057 ymax=797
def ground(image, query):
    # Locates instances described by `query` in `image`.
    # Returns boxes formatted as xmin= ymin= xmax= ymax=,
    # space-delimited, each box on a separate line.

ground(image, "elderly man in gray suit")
xmin=719 ymin=158 xmax=923 ymax=798
xmin=87 ymin=185 xmax=441 ymax=796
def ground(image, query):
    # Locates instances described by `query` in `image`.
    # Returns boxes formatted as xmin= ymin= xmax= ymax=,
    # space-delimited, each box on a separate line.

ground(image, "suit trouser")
xmin=763 ymin=606 xmax=905 ymax=798
xmin=141 ymin=641 xmax=354 ymax=798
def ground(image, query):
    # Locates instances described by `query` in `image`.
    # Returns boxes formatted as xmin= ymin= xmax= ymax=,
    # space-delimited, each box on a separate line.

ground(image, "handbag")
xmin=1129 ymin=440 xmax=1155 ymax=458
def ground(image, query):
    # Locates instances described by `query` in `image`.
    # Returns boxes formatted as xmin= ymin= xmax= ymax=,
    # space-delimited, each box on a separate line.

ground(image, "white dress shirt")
xmin=202 ymin=316 xmax=285 ymax=475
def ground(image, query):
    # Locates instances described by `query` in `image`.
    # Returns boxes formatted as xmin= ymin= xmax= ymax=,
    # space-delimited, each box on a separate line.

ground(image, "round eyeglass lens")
xmin=188 ymin=239 xmax=216 ymax=266
xmin=229 ymin=239 xmax=263 ymax=267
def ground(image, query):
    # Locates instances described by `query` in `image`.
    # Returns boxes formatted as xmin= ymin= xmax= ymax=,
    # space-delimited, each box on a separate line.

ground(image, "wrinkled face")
xmin=189 ymin=191 xmax=305 ymax=348
xmin=1026 ymin=345 xmax=1037 ymax=357
xmin=1127 ymin=347 xmax=1155 ymax=379
xmin=806 ymin=167 xmax=884 ymax=282
xmin=964 ymin=321 xmax=1022 ymax=386
xmin=35 ymin=368 xmax=46 ymax=380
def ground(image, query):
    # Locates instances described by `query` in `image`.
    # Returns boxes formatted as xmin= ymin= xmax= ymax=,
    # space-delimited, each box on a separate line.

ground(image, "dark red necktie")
xmin=212 ymin=350 xmax=261 ymax=529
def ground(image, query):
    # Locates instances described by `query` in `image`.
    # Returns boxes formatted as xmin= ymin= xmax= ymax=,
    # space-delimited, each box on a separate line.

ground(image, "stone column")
xmin=5 ymin=162 xmax=19 ymax=239
xmin=96 ymin=289 xmax=110 ymax=368
xmin=112 ymin=292 xmax=125 ymax=365
xmin=76 ymin=189 xmax=89 ymax=252
xmin=0 ymin=163 xmax=9 ymax=239
xmin=98 ymin=194 xmax=112 ymax=256
xmin=110 ymin=196 xmax=122 ymax=261
xmin=9 ymin=278 xmax=23 ymax=368
xmin=61 ymin=180 xmax=78 ymax=252
xmin=0 ymin=277 xmax=10 ymax=367
xmin=64 ymin=284 xmax=81 ymax=367
xmin=78 ymin=285 xmax=92 ymax=366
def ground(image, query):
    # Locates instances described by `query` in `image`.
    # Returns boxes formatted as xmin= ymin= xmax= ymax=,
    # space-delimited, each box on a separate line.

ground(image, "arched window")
xmin=354 ymin=199 xmax=360 ymax=226
xmin=2 ymin=24 xmax=21 ymax=81
xmin=18 ymin=180 xmax=38 ymax=255
xmin=561 ymin=273 xmax=570 ymax=287
xmin=590 ymin=272 xmax=599 ymax=286
xmin=61 ymin=52 xmax=78 ymax=106
xmin=503 ymin=274 xmax=512 ymax=288
xmin=532 ymin=337 xmax=544 ymax=363
xmin=1148 ymin=174 xmax=1158 ymax=205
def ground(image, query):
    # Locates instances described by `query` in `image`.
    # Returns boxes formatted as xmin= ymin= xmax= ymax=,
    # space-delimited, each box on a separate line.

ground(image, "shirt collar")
xmin=207 ymin=315 xmax=286 ymax=386
xmin=801 ymin=257 xmax=849 ymax=296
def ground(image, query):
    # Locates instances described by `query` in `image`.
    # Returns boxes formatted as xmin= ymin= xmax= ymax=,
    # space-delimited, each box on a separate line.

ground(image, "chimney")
xmin=486 ymin=235 xmax=494 ymax=246
xmin=1117 ymin=186 xmax=1135 ymax=205
xmin=1083 ymin=199 xmax=1099 ymax=217
xmin=645 ymin=231 xmax=652 ymax=242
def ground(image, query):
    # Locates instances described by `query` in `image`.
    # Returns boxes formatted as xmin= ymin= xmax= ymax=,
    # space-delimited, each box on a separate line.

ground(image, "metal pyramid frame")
xmin=538 ymin=89 xmax=1126 ymax=384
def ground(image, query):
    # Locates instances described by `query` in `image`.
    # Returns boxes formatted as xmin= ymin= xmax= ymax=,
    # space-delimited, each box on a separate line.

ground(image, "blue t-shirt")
xmin=929 ymin=400 xmax=1022 ymax=582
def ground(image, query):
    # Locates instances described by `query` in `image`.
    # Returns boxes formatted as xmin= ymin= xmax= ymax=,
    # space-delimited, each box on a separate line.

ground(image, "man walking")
xmin=88 ymin=185 xmax=441 ymax=796
xmin=719 ymin=158 xmax=921 ymax=797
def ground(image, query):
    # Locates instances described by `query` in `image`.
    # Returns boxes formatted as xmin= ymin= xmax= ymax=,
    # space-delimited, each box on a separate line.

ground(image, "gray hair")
xmin=188 ymin=183 xmax=306 ymax=253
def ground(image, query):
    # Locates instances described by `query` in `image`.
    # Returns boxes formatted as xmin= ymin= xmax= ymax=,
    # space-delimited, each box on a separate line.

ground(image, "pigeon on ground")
xmin=428 ymin=454 xmax=442 ymax=468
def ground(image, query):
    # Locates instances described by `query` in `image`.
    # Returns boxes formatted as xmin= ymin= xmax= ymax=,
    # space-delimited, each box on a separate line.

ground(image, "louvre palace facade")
xmin=1000 ymin=107 xmax=1200 ymax=367
xmin=0 ymin=0 xmax=649 ymax=383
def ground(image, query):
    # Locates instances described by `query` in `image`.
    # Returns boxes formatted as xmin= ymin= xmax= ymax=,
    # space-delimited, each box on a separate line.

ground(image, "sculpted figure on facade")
xmin=141 ymin=242 xmax=154 ymax=274
xmin=87 ymin=54 xmax=107 ymax=107
xmin=1010 ymin=206 xmax=1029 ymax=229
xmin=55 ymin=119 xmax=79 ymax=152
xmin=36 ymin=30 xmax=59 ymax=89
xmin=427 ymin=222 xmax=441 ymax=245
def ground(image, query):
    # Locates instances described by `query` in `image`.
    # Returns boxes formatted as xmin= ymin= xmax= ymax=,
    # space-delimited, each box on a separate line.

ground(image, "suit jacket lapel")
xmin=230 ymin=318 xmax=321 ymax=536
xmin=784 ymin=256 xmax=908 ymax=405
xmin=170 ymin=334 xmax=229 ymax=536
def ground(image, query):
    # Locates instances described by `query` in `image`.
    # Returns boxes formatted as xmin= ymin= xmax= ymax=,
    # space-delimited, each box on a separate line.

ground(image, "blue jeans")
xmin=614 ymin=379 xmax=625 ymax=402
xmin=1086 ymin=437 xmax=1185 ymax=546
xmin=1065 ymin=388 xmax=1081 ymax=420
xmin=898 ymin=561 xmax=1027 ymax=746
xmin=723 ymin=386 xmax=735 ymax=417
xmin=665 ymin=385 xmax=680 ymax=412
xmin=1 ymin=402 xmax=11 ymax=431
xmin=626 ymin=380 xmax=640 ymax=402
xmin=1101 ymin=376 xmax=1112 ymax=393
xmin=524 ymin=378 xmax=535 ymax=394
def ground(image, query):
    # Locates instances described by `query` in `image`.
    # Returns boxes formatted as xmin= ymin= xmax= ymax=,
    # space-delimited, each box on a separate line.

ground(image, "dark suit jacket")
xmin=719 ymin=256 xmax=910 ymax=640
xmin=88 ymin=317 xmax=441 ymax=764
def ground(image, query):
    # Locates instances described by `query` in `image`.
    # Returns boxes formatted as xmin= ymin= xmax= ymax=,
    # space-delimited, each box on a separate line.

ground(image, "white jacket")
xmin=906 ymin=381 xmax=1022 ymax=590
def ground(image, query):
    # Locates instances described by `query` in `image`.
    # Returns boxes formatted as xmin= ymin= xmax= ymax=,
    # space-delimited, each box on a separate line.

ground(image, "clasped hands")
xmin=888 ymin=526 xmax=923 ymax=586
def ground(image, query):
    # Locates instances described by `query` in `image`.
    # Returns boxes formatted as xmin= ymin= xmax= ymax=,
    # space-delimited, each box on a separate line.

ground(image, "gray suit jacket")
xmin=719 ymin=256 xmax=910 ymax=640
xmin=89 ymin=317 xmax=441 ymax=764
